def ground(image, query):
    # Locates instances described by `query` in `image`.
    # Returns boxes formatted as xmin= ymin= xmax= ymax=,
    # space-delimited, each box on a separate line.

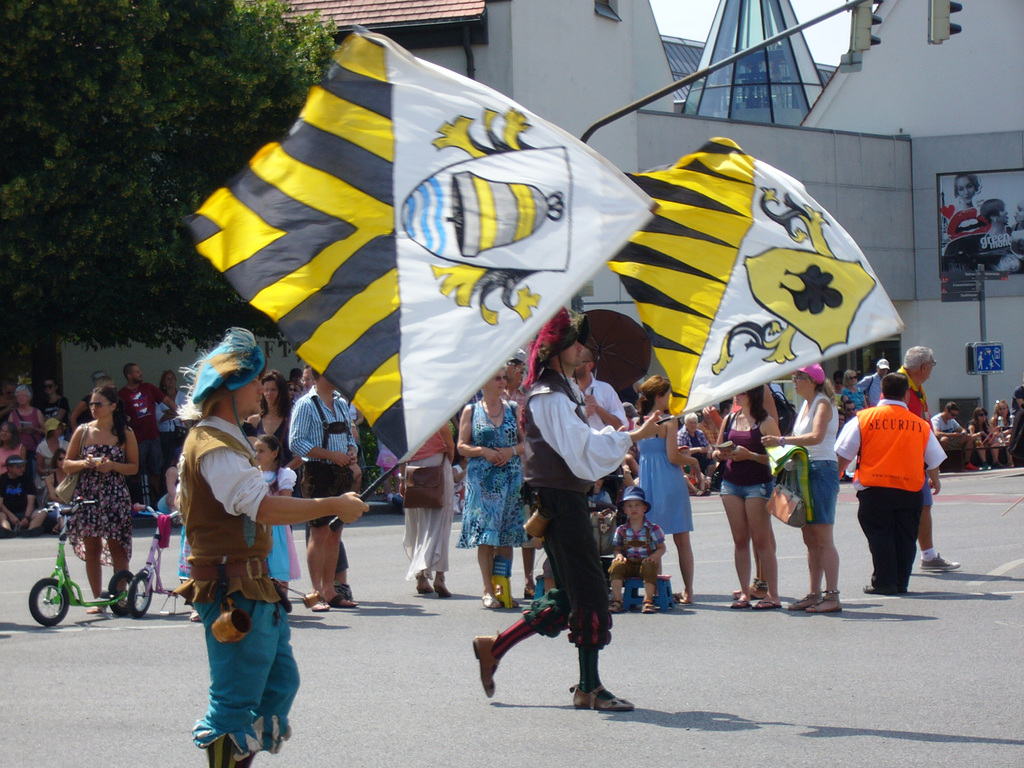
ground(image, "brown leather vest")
xmin=523 ymin=368 xmax=592 ymax=493
xmin=175 ymin=425 xmax=278 ymax=604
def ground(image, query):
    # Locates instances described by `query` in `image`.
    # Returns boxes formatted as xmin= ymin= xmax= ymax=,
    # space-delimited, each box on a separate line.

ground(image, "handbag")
xmin=404 ymin=464 xmax=445 ymax=508
xmin=767 ymin=483 xmax=806 ymax=528
xmin=56 ymin=472 xmax=79 ymax=504
xmin=765 ymin=443 xmax=812 ymax=527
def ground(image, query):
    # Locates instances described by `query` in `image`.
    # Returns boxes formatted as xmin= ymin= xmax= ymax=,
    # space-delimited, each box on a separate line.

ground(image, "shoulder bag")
xmin=56 ymin=425 xmax=87 ymax=504
xmin=404 ymin=464 xmax=445 ymax=509
xmin=765 ymin=443 xmax=812 ymax=528
xmin=767 ymin=482 xmax=806 ymax=528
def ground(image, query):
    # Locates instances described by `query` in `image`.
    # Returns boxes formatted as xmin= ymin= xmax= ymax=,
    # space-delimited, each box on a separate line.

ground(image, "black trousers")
xmin=856 ymin=487 xmax=923 ymax=592
xmin=537 ymin=487 xmax=612 ymax=648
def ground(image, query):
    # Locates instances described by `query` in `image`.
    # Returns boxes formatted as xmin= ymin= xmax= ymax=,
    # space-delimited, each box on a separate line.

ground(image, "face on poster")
xmin=938 ymin=168 xmax=1024 ymax=277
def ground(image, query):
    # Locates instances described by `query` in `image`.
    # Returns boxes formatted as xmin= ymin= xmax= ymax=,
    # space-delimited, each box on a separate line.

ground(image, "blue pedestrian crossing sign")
xmin=965 ymin=342 xmax=1003 ymax=375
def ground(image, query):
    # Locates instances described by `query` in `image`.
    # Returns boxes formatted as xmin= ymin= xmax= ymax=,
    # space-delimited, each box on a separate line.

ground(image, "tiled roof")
xmin=288 ymin=0 xmax=486 ymax=27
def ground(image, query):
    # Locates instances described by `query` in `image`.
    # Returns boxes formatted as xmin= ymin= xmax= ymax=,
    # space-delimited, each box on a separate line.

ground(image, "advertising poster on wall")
xmin=938 ymin=169 xmax=1024 ymax=302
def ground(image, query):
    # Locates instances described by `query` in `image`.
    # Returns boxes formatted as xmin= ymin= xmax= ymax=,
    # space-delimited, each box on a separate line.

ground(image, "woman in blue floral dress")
xmin=64 ymin=386 xmax=138 ymax=614
xmin=457 ymin=370 xmax=526 ymax=608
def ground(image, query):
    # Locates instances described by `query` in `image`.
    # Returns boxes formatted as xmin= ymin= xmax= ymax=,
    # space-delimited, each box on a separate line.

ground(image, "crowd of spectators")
xmin=3 ymin=344 xmax=1019 ymax=624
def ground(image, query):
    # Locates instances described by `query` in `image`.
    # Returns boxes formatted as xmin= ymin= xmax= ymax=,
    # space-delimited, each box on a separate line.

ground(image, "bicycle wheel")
xmin=29 ymin=578 xmax=70 ymax=627
xmin=107 ymin=569 xmax=134 ymax=617
xmin=127 ymin=570 xmax=153 ymax=618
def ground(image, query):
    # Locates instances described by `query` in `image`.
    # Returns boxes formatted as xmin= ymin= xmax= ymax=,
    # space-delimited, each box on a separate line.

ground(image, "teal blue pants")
xmin=193 ymin=595 xmax=299 ymax=757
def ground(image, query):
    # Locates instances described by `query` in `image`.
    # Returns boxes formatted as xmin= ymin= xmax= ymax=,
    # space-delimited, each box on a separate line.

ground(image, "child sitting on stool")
xmin=608 ymin=486 xmax=666 ymax=614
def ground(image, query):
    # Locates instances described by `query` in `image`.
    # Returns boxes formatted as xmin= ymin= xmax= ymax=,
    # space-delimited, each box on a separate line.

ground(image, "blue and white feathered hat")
xmin=180 ymin=328 xmax=266 ymax=418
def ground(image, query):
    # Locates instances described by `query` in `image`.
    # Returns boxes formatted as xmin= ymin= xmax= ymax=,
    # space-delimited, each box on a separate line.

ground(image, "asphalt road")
xmin=2 ymin=468 xmax=1022 ymax=767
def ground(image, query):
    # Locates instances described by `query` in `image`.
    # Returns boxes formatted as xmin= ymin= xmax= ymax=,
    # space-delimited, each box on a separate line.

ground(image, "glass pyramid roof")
xmin=683 ymin=0 xmax=824 ymax=125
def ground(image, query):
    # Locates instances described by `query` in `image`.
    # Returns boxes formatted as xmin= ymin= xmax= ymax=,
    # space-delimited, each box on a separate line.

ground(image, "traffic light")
xmin=929 ymin=0 xmax=963 ymax=45
xmin=850 ymin=1 xmax=882 ymax=53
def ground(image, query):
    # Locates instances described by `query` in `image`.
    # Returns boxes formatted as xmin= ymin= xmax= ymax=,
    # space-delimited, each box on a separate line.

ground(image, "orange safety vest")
xmin=855 ymin=404 xmax=931 ymax=491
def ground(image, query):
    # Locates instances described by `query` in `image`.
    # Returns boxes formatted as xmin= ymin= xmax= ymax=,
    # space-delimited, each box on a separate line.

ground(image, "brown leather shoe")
xmin=472 ymin=635 xmax=499 ymax=698
xmin=570 ymin=685 xmax=634 ymax=711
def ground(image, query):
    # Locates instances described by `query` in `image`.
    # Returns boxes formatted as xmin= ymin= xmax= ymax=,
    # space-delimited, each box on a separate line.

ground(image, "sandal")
xmin=806 ymin=590 xmax=842 ymax=614
xmin=748 ymin=580 xmax=769 ymax=600
xmin=85 ymin=606 xmax=107 ymax=616
xmin=327 ymin=594 xmax=358 ymax=609
xmin=482 ymin=595 xmax=501 ymax=609
xmin=416 ymin=575 xmax=434 ymax=595
xmin=189 ymin=610 xmax=202 ymax=623
xmin=730 ymin=596 xmax=750 ymax=609
xmin=609 ymin=599 xmax=625 ymax=614
xmin=310 ymin=601 xmax=331 ymax=613
xmin=672 ymin=592 xmax=693 ymax=605
xmin=788 ymin=592 xmax=822 ymax=611
xmin=641 ymin=600 xmax=657 ymax=614
xmin=570 ymin=685 xmax=635 ymax=712
xmin=751 ymin=599 xmax=782 ymax=610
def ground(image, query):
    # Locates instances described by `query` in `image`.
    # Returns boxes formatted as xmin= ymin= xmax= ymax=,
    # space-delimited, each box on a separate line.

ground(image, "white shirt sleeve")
xmin=530 ymin=391 xmax=633 ymax=482
xmin=277 ymin=466 xmax=297 ymax=492
xmin=833 ymin=416 xmax=862 ymax=460
xmin=199 ymin=450 xmax=268 ymax=521
xmin=590 ymin=380 xmax=627 ymax=430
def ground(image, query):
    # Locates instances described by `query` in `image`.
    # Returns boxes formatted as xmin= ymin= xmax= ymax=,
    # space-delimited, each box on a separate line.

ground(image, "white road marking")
xmin=963 ymin=557 xmax=1024 ymax=587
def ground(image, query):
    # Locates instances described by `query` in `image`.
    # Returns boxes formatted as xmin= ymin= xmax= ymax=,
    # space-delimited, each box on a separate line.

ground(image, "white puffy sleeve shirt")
xmin=529 ymin=386 xmax=633 ymax=483
xmin=189 ymin=416 xmax=268 ymax=521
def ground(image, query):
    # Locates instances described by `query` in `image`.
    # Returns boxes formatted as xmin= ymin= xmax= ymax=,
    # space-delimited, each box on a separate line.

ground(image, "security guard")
xmin=835 ymin=372 xmax=946 ymax=595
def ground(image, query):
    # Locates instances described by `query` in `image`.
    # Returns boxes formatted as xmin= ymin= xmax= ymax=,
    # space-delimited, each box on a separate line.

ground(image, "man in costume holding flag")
xmin=472 ymin=308 xmax=662 ymax=711
xmin=174 ymin=328 xmax=367 ymax=767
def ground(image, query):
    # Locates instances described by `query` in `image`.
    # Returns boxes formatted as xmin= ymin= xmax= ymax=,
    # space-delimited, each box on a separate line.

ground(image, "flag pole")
xmin=580 ymin=0 xmax=873 ymax=145
xmin=328 ymin=463 xmax=401 ymax=531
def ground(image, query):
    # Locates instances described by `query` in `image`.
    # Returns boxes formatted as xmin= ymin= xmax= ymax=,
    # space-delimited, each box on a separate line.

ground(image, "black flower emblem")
xmin=782 ymin=265 xmax=842 ymax=314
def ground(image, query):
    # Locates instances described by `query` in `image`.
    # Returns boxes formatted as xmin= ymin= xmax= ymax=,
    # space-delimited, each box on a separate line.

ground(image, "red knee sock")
xmin=491 ymin=619 xmax=536 ymax=659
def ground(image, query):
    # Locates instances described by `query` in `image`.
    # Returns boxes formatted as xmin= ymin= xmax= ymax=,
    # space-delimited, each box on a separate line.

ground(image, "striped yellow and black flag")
xmin=188 ymin=33 xmax=403 ymax=448
xmin=611 ymin=138 xmax=902 ymax=415
xmin=187 ymin=30 xmax=652 ymax=457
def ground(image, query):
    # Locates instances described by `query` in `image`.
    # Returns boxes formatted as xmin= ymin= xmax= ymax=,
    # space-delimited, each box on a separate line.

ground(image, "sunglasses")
xmin=88 ymin=401 xmax=112 ymax=408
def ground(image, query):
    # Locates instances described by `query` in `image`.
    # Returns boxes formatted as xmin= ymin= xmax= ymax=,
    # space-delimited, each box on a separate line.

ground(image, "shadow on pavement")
xmin=916 ymin=571 xmax=1024 ymax=585
xmin=622 ymin=710 xmax=1024 ymax=746
xmin=798 ymin=722 xmax=1024 ymax=746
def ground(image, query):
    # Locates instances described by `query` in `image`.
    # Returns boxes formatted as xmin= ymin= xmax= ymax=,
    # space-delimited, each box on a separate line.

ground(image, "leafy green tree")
xmin=0 ymin=0 xmax=336 ymax=377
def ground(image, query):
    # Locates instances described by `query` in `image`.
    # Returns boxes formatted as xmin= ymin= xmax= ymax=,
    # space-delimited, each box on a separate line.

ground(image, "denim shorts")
xmin=808 ymin=460 xmax=839 ymax=525
xmin=720 ymin=479 xmax=774 ymax=500
xmin=920 ymin=476 xmax=932 ymax=506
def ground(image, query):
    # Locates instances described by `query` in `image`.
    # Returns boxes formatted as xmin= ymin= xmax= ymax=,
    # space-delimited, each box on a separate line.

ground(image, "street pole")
xmin=977 ymin=271 xmax=988 ymax=409
xmin=580 ymin=0 xmax=875 ymax=144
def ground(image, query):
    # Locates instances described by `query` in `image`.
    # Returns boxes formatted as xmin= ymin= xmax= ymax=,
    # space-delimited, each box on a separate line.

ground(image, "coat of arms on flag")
xmin=610 ymin=138 xmax=903 ymax=414
xmin=186 ymin=29 xmax=652 ymax=458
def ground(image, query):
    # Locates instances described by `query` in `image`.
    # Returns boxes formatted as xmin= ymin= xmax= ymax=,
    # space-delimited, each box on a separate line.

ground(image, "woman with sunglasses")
xmin=968 ymin=407 xmax=1000 ymax=470
xmin=840 ymin=370 xmax=865 ymax=411
xmin=457 ymin=369 xmax=526 ymax=608
xmin=762 ymin=364 xmax=841 ymax=613
xmin=64 ymin=386 xmax=139 ymax=613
